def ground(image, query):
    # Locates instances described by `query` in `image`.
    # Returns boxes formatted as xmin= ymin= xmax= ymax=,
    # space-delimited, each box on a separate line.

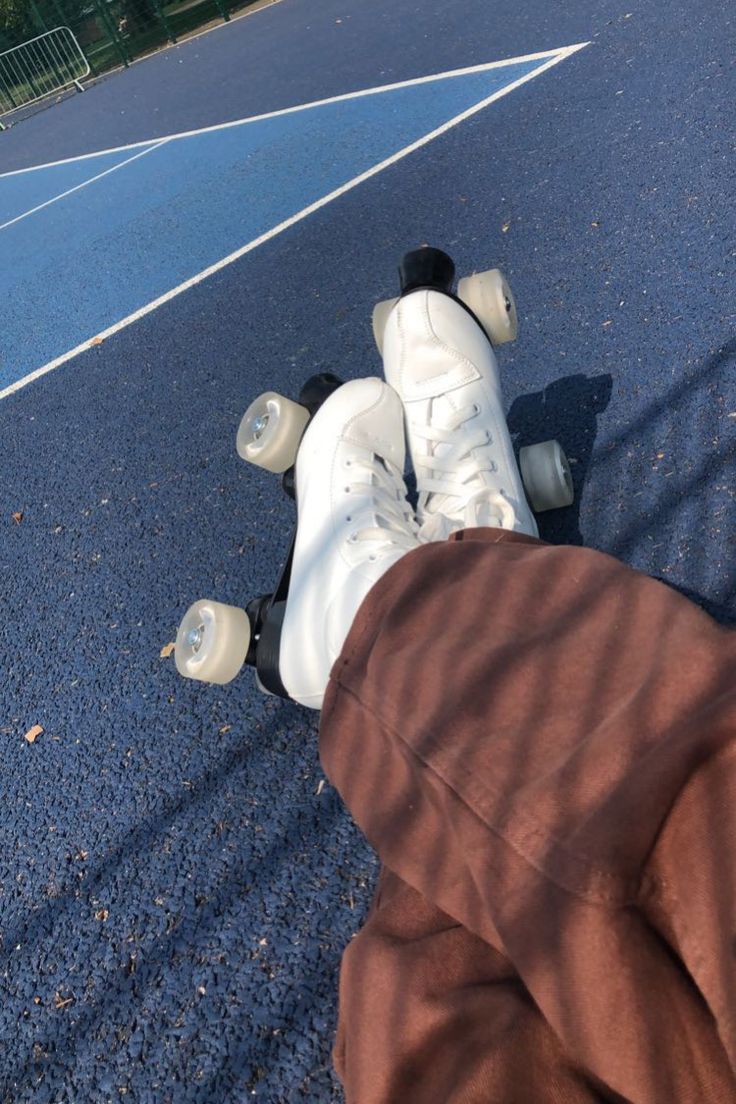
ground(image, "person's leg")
xmin=320 ymin=530 xmax=736 ymax=1103
xmin=334 ymin=865 xmax=616 ymax=1104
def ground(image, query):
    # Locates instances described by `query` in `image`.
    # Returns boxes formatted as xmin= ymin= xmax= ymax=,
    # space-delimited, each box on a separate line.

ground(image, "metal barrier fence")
xmin=0 ymin=27 xmax=90 ymax=125
xmin=0 ymin=0 xmax=262 ymax=117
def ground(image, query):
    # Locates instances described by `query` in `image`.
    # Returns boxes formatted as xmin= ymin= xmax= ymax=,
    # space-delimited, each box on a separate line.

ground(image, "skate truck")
xmin=174 ymin=247 xmax=574 ymax=700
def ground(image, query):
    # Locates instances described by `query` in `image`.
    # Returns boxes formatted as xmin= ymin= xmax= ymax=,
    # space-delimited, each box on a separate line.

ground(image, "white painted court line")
xmin=0 ymin=42 xmax=589 ymax=402
xmin=0 ymin=140 xmax=170 ymax=232
xmin=0 ymin=44 xmax=590 ymax=180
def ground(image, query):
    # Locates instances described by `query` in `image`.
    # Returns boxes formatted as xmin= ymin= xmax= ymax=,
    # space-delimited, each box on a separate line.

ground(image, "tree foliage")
xmin=0 ymin=0 xmax=29 ymax=32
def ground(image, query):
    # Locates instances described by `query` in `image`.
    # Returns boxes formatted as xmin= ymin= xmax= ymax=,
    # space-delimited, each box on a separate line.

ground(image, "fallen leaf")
xmin=90 ymin=336 xmax=104 ymax=346
xmin=316 ymin=779 xmax=326 ymax=796
xmin=501 ymin=222 xmax=511 ymax=233
xmin=54 ymin=992 xmax=74 ymax=1010
xmin=602 ymin=320 xmax=613 ymax=328
xmin=160 ymin=642 xmax=175 ymax=658
xmin=95 ymin=908 xmax=109 ymax=921
xmin=656 ymin=452 xmax=665 ymax=459
xmin=219 ymin=724 xmax=232 ymax=734
xmin=24 ymin=725 xmax=43 ymax=744
xmin=11 ymin=512 xmax=23 ymax=524
xmin=591 ymin=220 xmax=601 ymax=228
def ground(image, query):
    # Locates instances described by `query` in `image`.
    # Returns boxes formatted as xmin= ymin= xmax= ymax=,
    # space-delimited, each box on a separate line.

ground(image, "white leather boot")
xmin=382 ymin=289 xmax=538 ymax=542
xmin=279 ymin=377 xmax=420 ymax=709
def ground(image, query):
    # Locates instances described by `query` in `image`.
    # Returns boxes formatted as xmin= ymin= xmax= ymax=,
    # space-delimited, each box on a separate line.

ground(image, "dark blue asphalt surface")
xmin=0 ymin=0 xmax=734 ymax=1101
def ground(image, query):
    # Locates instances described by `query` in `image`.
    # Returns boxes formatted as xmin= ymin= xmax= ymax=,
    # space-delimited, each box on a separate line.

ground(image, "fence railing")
xmin=0 ymin=27 xmax=90 ymax=126
xmin=0 ymin=0 xmax=262 ymax=117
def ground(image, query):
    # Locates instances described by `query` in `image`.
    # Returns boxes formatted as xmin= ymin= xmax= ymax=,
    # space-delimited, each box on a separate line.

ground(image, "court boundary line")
xmin=0 ymin=41 xmax=589 ymax=402
xmin=0 ymin=140 xmax=170 ymax=231
xmin=0 ymin=44 xmax=590 ymax=180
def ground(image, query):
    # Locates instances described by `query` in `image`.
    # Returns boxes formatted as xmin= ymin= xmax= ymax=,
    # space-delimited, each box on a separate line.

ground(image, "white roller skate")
xmin=175 ymin=375 xmax=419 ymax=709
xmin=373 ymin=247 xmax=573 ymax=542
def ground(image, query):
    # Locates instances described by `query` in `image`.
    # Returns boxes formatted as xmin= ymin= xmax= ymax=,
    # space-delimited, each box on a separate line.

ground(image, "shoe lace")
xmin=411 ymin=402 xmax=518 ymax=537
xmin=343 ymin=455 xmax=419 ymax=553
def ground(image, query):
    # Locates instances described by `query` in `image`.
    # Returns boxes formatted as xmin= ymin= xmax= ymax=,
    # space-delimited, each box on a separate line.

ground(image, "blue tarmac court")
xmin=0 ymin=0 xmax=733 ymax=1100
xmin=0 ymin=48 xmax=581 ymax=392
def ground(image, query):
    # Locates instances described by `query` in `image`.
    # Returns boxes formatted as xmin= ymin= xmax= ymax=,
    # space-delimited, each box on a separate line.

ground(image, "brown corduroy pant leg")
xmin=318 ymin=530 xmax=736 ymax=1104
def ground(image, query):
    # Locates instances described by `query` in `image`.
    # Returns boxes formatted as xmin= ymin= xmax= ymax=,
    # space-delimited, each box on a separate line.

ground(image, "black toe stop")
xmin=399 ymin=247 xmax=456 ymax=295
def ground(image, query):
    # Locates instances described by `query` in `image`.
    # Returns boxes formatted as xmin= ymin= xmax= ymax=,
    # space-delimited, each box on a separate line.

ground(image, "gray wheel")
xmin=458 ymin=269 xmax=518 ymax=345
xmin=236 ymin=392 xmax=309 ymax=474
xmin=175 ymin=598 xmax=250 ymax=684
xmin=519 ymin=440 xmax=574 ymax=512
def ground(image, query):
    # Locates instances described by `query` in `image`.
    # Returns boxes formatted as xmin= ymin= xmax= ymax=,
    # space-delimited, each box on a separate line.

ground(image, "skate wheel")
xmin=372 ymin=297 xmax=399 ymax=356
xmin=236 ymin=392 xmax=309 ymax=474
xmin=175 ymin=599 xmax=250 ymax=684
xmin=457 ymin=269 xmax=518 ymax=345
xmin=519 ymin=440 xmax=574 ymax=512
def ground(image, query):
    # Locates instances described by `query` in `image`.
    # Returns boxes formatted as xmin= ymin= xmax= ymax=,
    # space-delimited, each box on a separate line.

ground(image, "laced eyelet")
xmin=344 ymin=459 xmax=352 ymax=468
xmin=346 ymin=515 xmax=352 ymax=522
xmin=368 ymin=554 xmax=377 ymax=562
xmin=348 ymin=532 xmax=358 ymax=543
xmin=344 ymin=486 xmax=351 ymax=493
xmin=473 ymin=403 xmax=480 ymax=415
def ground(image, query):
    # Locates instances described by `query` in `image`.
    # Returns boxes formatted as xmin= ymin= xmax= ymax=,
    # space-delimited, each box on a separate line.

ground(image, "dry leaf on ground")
xmin=11 ymin=512 xmax=23 ymax=524
xmin=160 ymin=642 xmax=175 ymax=658
xmin=24 ymin=725 xmax=44 ymax=744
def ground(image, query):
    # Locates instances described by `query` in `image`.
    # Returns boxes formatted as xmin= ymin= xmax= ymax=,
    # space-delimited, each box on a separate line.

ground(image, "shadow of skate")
xmin=508 ymin=372 xmax=614 ymax=546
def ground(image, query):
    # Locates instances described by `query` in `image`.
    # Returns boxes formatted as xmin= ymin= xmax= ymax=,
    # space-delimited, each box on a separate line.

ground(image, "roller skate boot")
xmin=373 ymin=247 xmax=573 ymax=542
xmin=175 ymin=376 xmax=419 ymax=709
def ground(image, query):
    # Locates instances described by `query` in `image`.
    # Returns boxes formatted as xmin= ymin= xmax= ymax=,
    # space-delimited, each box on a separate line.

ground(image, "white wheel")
xmin=175 ymin=598 xmax=250 ymax=684
xmin=458 ymin=269 xmax=518 ymax=345
xmin=372 ymin=297 xmax=399 ymax=356
xmin=519 ymin=440 xmax=574 ymax=512
xmin=236 ymin=392 xmax=309 ymax=474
